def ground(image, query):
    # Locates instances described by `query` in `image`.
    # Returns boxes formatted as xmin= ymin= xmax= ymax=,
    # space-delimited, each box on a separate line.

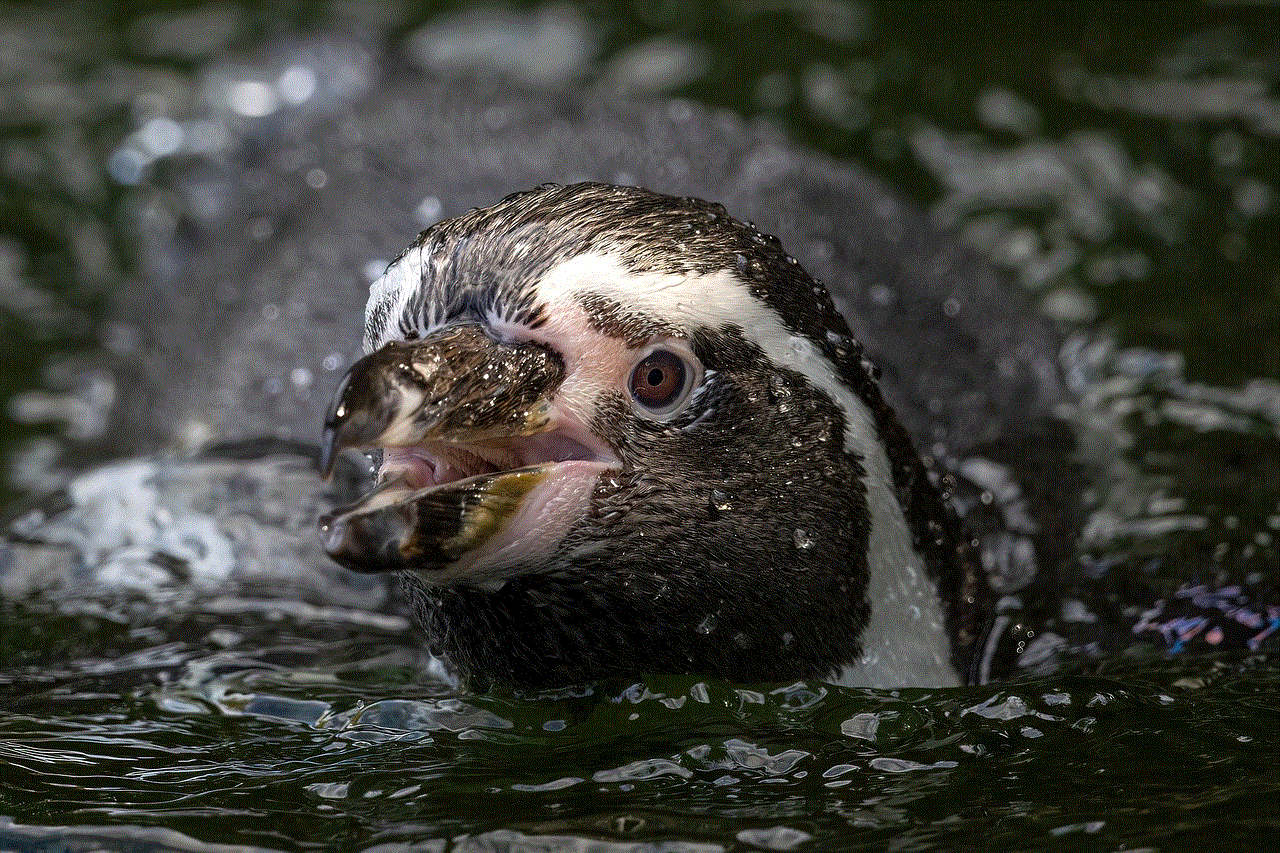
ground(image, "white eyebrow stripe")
xmin=534 ymin=251 xmax=870 ymax=453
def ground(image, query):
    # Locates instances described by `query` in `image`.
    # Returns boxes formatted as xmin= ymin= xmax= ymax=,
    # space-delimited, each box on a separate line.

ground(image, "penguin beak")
xmin=318 ymin=323 xmax=615 ymax=582
xmin=319 ymin=324 xmax=563 ymax=478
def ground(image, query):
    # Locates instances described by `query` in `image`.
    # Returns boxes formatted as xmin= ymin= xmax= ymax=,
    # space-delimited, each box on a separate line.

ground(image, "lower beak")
xmin=320 ymin=464 xmax=555 ymax=575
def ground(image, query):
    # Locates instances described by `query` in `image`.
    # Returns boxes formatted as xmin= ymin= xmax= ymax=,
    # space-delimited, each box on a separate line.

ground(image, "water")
xmin=1 ymin=601 xmax=1275 ymax=850
xmin=1 ymin=3 xmax=1278 ymax=851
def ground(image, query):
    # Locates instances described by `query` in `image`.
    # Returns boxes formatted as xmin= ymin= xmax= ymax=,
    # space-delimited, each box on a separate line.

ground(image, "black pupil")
xmin=632 ymin=351 xmax=685 ymax=408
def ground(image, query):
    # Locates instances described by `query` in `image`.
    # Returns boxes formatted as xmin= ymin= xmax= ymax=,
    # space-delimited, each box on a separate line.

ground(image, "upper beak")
xmin=320 ymin=323 xmax=564 ymax=477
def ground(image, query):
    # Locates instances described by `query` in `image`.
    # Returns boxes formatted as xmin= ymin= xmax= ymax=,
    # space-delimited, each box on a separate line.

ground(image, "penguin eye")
xmin=631 ymin=350 xmax=685 ymax=406
xmin=628 ymin=344 xmax=702 ymax=419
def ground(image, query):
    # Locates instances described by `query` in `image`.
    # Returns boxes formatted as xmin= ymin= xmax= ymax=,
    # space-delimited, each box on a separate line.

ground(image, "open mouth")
xmin=320 ymin=432 xmax=618 ymax=579
xmin=317 ymin=327 xmax=620 ymax=578
xmin=374 ymin=429 xmax=609 ymax=494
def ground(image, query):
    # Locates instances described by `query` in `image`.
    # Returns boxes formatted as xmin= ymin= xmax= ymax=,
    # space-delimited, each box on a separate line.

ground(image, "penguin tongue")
xmin=377 ymin=446 xmax=504 ymax=491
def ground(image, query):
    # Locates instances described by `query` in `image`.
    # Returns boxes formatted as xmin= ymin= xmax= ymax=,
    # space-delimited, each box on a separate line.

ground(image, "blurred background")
xmin=0 ymin=1 xmax=1276 ymax=489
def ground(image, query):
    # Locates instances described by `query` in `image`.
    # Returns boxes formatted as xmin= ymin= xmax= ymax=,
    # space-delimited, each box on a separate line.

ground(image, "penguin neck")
xmin=832 ymin=356 xmax=992 ymax=688
xmin=403 ymin=566 xmax=873 ymax=691
xmin=834 ymin=431 xmax=960 ymax=688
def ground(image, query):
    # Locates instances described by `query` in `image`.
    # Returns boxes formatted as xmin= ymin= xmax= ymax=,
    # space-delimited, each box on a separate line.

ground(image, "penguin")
xmin=319 ymin=182 xmax=995 ymax=692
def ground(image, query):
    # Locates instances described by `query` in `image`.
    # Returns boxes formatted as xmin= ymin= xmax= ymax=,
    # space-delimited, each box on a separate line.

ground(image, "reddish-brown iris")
xmin=630 ymin=349 xmax=687 ymax=409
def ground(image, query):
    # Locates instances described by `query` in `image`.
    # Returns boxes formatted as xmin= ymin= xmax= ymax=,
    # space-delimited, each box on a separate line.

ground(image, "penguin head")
xmin=321 ymin=183 xmax=975 ymax=689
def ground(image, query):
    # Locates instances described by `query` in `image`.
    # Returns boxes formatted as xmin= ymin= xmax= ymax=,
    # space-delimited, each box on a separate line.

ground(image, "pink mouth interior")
xmin=377 ymin=431 xmax=608 ymax=491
